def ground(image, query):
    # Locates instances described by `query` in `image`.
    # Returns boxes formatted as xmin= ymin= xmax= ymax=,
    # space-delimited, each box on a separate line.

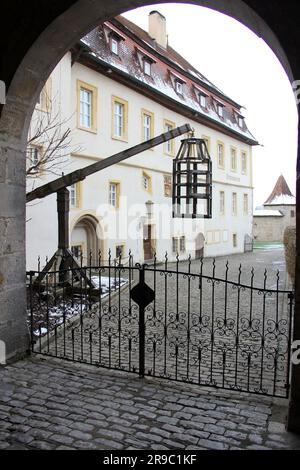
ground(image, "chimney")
xmin=148 ymin=11 xmax=167 ymax=49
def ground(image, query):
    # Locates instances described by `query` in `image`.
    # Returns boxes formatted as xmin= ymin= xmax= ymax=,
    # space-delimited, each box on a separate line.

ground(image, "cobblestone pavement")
xmin=0 ymin=356 xmax=300 ymax=450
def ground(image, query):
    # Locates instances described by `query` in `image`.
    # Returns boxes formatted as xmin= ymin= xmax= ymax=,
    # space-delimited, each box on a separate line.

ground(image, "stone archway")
xmin=71 ymin=214 xmax=103 ymax=265
xmin=0 ymin=0 xmax=299 ymax=432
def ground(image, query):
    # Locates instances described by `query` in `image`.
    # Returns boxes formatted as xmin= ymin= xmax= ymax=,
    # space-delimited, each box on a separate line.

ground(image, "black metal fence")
xmin=27 ymin=252 xmax=293 ymax=398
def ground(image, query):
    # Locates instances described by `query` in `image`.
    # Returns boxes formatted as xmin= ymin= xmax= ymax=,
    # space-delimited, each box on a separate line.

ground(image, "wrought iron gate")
xmin=27 ymin=254 xmax=293 ymax=398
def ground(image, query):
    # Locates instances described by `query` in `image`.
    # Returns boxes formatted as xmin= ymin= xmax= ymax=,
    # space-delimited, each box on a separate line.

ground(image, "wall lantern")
xmin=172 ymin=133 xmax=212 ymax=218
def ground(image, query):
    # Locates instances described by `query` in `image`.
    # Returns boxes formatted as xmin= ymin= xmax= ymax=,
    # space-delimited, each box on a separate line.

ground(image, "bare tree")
xmin=26 ymin=92 xmax=80 ymax=179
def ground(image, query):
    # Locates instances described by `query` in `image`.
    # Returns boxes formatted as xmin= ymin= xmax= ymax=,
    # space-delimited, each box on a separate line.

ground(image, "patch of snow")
xmin=265 ymin=195 xmax=296 ymax=206
xmin=253 ymin=209 xmax=283 ymax=217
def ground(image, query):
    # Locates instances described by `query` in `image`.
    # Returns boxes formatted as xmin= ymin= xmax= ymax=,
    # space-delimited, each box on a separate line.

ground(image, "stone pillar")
xmin=0 ymin=132 xmax=30 ymax=362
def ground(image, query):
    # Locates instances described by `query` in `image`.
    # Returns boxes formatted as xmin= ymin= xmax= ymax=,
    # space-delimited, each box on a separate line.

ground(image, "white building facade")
xmin=26 ymin=11 xmax=258 ymax=269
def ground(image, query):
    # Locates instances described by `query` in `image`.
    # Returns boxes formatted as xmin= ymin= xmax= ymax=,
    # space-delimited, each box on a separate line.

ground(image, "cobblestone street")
xmin=0 ymin=356 xmax=300 ymax=450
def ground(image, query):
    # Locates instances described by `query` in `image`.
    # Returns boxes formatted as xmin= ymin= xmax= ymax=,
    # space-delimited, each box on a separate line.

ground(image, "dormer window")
xmin=238 ymin=116 xmax=244 ymax=128
xmin=217 ymin=103 xmax=224 ymax=118
xmin=199 ymin=93 xmax=208 ymax=108
xmin=175 ymin=80 xmax=183 ymax=95
xmin=143 ymin=59 xmax=152 ymax=76
xmin=110 ymin=37 xmax=119 ymax=55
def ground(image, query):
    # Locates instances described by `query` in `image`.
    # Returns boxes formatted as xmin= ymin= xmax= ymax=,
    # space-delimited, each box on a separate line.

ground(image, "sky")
xmin=123 ymin=3 xmax=298 ymax=207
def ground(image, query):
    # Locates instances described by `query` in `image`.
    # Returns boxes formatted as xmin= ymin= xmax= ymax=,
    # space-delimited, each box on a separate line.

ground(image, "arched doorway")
xmin=0 ymin=0 xmax=299 ymax=433
xmin=71 ymin=214 xmax=102 ymax=265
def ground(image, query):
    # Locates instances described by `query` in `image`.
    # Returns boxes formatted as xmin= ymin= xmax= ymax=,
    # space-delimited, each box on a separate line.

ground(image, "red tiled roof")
xmin=264 ymin=175 xmax=295 ymax=205
xmin=78 ymin=15 xmax=258 ymax=145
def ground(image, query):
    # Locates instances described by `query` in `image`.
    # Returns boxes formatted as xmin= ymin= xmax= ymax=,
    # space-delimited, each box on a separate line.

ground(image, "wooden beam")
xmin=26 ymin=124 xmax=191 ymax=203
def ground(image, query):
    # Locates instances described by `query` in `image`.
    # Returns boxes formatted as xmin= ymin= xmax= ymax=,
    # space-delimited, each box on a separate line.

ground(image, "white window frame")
xmin=217 ymin=104 xmax=224 ymax=118
xmin=114 ymin=101 xmax=124 ymax=138
xmin=143 ymin=113 xmax=151 ymax=141
xmin=70 ymin=184 xmax=77 ymax=208
xmin=199 ymin=93 xmax=206 ymax=108
xmin=232 ymin=192 xmax=237 ymax=216
xmin=176 ymin=81 xmax=183 ymax=95
xmin=80 ymin=87 xmax=92 ymax=129
xmin=109 ymin=182 xmax=118 ymax=208
xmin=144 ymin=60 xmax=151 ymax=76
xmin=220 ymin=191 xmax=225 ymax=215
xmin=111 ymin=37 xmax=119 ymax=55
xmin=241 ymin=151 xmax=247 ymax=174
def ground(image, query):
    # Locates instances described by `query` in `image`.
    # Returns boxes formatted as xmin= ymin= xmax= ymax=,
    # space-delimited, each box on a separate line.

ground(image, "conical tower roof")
xmin=264 ymin=175 xmax=295 ymax=205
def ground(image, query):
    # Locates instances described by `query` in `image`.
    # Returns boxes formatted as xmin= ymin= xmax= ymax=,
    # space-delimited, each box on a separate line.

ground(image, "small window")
xmin=217 ymin=104 xmax=224 ymax=118
xmin=164 ymin=175 xmax=172 ymax=197
xmin=80 ymin=88 xmax=92 ymax=129
xmin=172 ymin=237 xmax=179 ymax=254
xmin=29 ymin=147 xmax=40 ymax=167
xmin=291 ymin=210 xmax=295 ymax=218
xmin=164 ymin=120 xmax=175 ymax=155
xmin=232 ymin=192 xmax=237 ymax=216
xmin=217 ymin=142 xmax=225 ymax=168
xmin=109 ymin=182 xmax=120 ymax=208
xmin=116 ymin=245 xmax=124 ymax=259
xmin=233 ymin=233 xmax=237 ymax=248
xmin=142 ymin=111 xmax=153 ymax=142
xmin=175 ymin=81 xmax=183 ymax=95
xmin=199 ymin=93 xmax=207 ymax=108
xmin=220 ymin=191 xmax=225 ymax=215
xmin=142 ymin=172 xmax=151 ymax=192
xmin=112 ymin=96 xmax=128 ymax=140
xmin=180 ymin=236 xmax=186 ymax=253
xmin=144 ymin=60 xmax=151 ymax=76
xmin=111 ymin=37 xmax=119 ymax=55
xmin=231 ymin=148 xmax=237 ymax=171
xmin=238 ymin=116 xmax=244 ymax=127
xmin=70 ymin=183 xmax=81 ymax=209
xmin=241 ymin=151 xmax=247 ymax=174
xmin=71 ymin=244 xmax=82 ymax=260
xmin=243 ymin=194 xmax=249 ymax=215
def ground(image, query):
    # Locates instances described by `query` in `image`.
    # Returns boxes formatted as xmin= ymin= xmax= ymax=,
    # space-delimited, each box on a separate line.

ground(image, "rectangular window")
xmin=172 ymin=237 xmax=179 ymax=254
xmin=217 ymin=142 xmax=225 ymax=168
xmin=80 ymin=88 xmax=92 ymax=128
xmin=164 ymin=175 xmax=172 ymax=197
xmin=217 ymin=104 xmax=223 ymax=118
xmin=199 ymin=93 xmax=207 ymax=108
xmin=180 ymin=236 xmax=186 ymax=253
xmin=232 ymin=192 xmax=237 ymax=216
xmin=241 ymin=151 xmax=247 ymax=174
xmin=116 ymin=245 xmax=124 ymax=259
xmin=141 ymin=110 xmax=154 ymax=142
xmin=29 ymin=147 xmax=40 ymax=167
xmin=176 ymin=81 xmax=183 ymax=95
xmin=112 ymin=96 xmax=128 ymax=141
xmin=243 ymin=194 xmax=249 ymax=215
xmin=164 ymin=120 xmax=175 ymax=155
xmin=231 ymin=147 xmax=237 ymax=171
xmin=142 ymin=171 xmax=151 ymax=192
xmin=70 ymin=183 xmax=81 ymax=209
xmin=220 ymin=191 xmax=225 ymax=215
xmin=233 ymin=233 xmax=237 ymax=248
xmin=144 ymin=60 xmax=151 ymax=76
xmin=291 ymin=210 xmax=295 ymax=218
xmin=109 ymin=182 xmax=120 ymax=208
xmin=77 ymin=80 xmax=97 ymax=132
xmin=111 ymin=38 xmax=119 ymax=55
xmin=71 ymin=244 xmax=82 ymax=260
